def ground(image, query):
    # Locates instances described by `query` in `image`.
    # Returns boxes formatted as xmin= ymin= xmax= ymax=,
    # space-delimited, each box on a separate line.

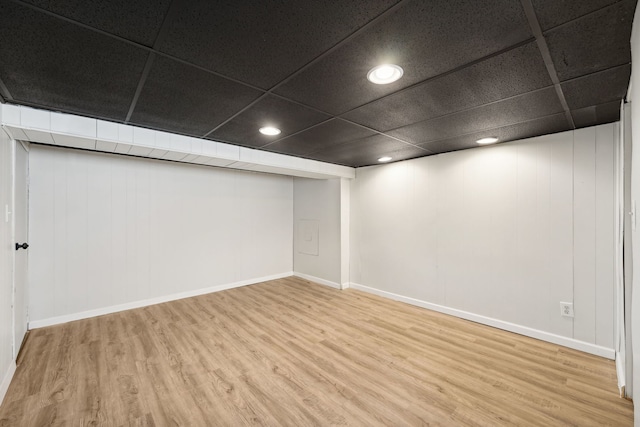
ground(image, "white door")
xmin=13 ymin=141 xmax=28 ymax=358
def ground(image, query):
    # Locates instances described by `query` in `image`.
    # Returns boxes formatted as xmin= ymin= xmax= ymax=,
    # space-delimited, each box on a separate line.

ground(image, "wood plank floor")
xmin=0 ymin=277 xmax=633 ymax=426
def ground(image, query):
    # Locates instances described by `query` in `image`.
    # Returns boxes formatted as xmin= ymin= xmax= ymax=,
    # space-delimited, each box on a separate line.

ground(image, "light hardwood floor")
xmin=0 ymin=277 xmax=633 ymax=426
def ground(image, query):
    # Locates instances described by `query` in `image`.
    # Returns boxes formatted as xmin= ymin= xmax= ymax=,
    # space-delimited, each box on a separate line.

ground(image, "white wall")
xmin=351 ymin=125 xmax=616 ymax=356
xmin=629 ymin=1 xmax=640 ymax=419
xmin=0 ymin=117 xmax=16 ymax=403
xmin=28 ymin=145 xmax=294 ymax=325
xmin=293 ymin=178 xmax=341 ymax=287
xmin=340 ymin=178 xmax=351 ymax=287
xmin=623 ymin=102 xmax=634 ymax=397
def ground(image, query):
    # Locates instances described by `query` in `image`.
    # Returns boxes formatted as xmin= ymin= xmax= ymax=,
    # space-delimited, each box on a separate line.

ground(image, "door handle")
xmin=15 ymin=243 xmax=28 ymax=250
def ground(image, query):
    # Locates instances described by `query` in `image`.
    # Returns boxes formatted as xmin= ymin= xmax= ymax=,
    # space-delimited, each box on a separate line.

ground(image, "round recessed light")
xmin=259 ymin=126 xmax=281 ymax=136
xmin=378 ymin=156 xmax=393 ymax=162
xmin=476 ymin=137 xmax=499 ymax=145
xmin=367 ymin=64 xmax=403 ymax=84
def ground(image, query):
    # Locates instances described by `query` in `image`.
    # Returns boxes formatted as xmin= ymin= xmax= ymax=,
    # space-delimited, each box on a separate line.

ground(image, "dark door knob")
xmin=15 ymin=243 xmax=28 ymax=250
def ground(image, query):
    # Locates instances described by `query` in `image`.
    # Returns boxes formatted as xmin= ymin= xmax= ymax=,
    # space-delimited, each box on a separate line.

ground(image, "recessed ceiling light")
xmin=259 ymin=126 xmax=281 ymax=136
xmin=378 ymin=156 xmax=393 ymax=162
xmin=367 ymin=64 xmax=403 ymax=84
xmin=476 ymin=137 xmax=499 ymax=145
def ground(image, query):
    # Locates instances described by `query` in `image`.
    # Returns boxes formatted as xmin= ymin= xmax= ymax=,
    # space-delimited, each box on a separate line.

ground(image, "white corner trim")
xmin=28 ymin=272 xmax=294 ymax=329
xmin=293 ymin=272 xmax=342 ymax=289
xmin=0 ymin=361 xmax=16 ymax=407
xmin=349 ymin=283 xmax=616 ymax=360
xmin=616 ymin=351 xmax=626 ymax=396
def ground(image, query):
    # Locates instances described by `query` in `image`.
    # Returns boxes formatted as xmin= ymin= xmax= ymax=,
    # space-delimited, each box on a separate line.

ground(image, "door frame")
xmin=11 ymin=139 xmax=29 ymax=359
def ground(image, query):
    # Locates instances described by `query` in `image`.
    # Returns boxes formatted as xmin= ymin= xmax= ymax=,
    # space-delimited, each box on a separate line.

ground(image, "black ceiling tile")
xmin=0 ymin=0 xmax=630 ymax=167
xmin=418 ymin=136 xmax=483 ymax=155
xmin=208 ymin=95 xmax=331 ymax=149
xmin=0 ymin=1 xmax=148 ymax=121
xmin=263 ymin=119 xmax=376 ymax=157
xmin=274 ymin=0 xmax=533 ymax=115
xmin=20 ymin=0 xmax=172 ymax=46
xmin=571 ymin=101 xmax=621 ymax=128
xmin=387 ymin=87 xmax=564 ymax=144
xmin=310 ymin=134 xmax=427 ymax=167
xmin=418 ymin=113 xmax=571 ymax=155
xmin=156 ymin=0 xmax=400 ymax=89
xmin=129 ymin=55 xmax=263 ymax=136
xmin=531 ymin=0 xmax=620 ymax=31
xmin=361 ymin=145 xmax=430 ymax=166
xmin=343 ymin=42 xmax=552 ymax=131
xmin=561 ymin=64 xmax=630 ymax=110
xmin=546 ymin=0 xmax=634 ymax=81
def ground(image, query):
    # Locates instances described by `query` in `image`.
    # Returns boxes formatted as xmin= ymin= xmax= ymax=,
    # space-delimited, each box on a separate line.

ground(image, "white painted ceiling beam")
xmin=0 ymin=104 xmax=355 ymax=180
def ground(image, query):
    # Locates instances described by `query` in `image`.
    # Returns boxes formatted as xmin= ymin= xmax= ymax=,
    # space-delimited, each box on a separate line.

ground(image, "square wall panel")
xmin=20 ymin=0 xmax=172 ymax=46
xmin=275 ymin=0 xmax=532 ymax=114
xmin=208 ymin=95 xmax=331 ymax=148
xmin=545 ymin=0 xmax=634 ymax=81
xmin=129 ymin=55 xmax=263 ymax=136
xmin=418 ymin=113 xmax=571 ymax=154
xmin=264 ymin=119 xmax=376 ymax=157
xmin=0 ymin=1 xmax=148 ymax=121
xmin=561 ymin=64 xmax=630 ymax=110
xmin=343 ymin=42 xmax=552 ymax=131
xmin=388 ymin=87 xmax=564 ymax=144
xmin=156 ymin=0 xmax=400 ymax=89
xmin=298 ymin=220 xmax=319 ymax=256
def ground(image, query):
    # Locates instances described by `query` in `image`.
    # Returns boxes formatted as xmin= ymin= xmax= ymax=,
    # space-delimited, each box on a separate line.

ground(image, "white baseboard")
xmin=0 ymin=361 xmax=16 ymax=407
xmin=349 ymin=282 xmax=615 ymax=360
xmin=29 ymin=272 xmax=294 ymax=329
xmin=293 ymin=272 xmax=343 ymax=289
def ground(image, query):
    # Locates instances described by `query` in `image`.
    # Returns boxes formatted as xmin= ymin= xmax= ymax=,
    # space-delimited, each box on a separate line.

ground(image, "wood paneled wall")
xmin=351 ymin=124 xmax=616 ymax=352
xmin=28 ymin=146 xmax=294 ymax=324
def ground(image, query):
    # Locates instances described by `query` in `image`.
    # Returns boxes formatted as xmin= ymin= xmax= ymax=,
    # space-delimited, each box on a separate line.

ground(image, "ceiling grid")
xmin=0 ymin=0 xmax=634 ymax=167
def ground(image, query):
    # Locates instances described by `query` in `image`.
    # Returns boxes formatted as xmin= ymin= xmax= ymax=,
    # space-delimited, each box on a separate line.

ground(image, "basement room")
xmin=0 ymin=0 xmax=638 ymax=425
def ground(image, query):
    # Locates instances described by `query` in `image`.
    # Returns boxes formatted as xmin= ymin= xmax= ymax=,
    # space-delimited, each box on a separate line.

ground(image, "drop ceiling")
xmin=0 ymin=0 xmax=635 ymax=167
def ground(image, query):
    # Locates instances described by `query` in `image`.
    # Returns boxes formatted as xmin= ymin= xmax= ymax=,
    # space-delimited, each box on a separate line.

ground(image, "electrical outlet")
xmin=560 ymin=302 xmax=574 ymax=318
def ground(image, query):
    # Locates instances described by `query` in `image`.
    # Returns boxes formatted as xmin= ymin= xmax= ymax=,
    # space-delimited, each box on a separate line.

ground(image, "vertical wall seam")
xmin=593 ymin=128 xmax=599 ymax=344
xmin=571 ymin=130 xmax=575 ymax=339
xmin=109 ymin=153 xmax=113 ymax=306
xmin=292 ymin=177 xmax=296 ymax=274
xmin=63 ymin=151 xmax=68 ymax=316
xmin=84 ymin=155 xmax=88 ymax=311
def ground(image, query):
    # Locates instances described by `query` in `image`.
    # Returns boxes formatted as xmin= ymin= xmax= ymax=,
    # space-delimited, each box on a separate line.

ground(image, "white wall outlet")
xmin=560 ymin=302 xmax=574 ymax=318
